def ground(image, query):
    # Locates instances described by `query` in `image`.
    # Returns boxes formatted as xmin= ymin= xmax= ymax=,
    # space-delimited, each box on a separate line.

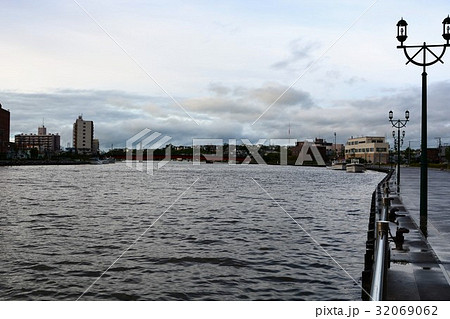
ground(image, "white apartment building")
xmin=73 ymin=115 xmax=94 ymax=154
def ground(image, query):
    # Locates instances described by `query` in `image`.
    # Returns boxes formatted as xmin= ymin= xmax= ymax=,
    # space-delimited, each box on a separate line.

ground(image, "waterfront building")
xmin=290 ymin=140 xmax=327 ymax=163
xmin=345 ymin=136 xmax=389 ymax=164
xmin=313 ymin=138 xmax=345 ymax=159
xmin=73 ymin=115 xmax=94 ymax=154
xmin=92 ymin=139 xmax=99 ymax=155
xmin=330 ymin=144 xmax=345 ymax=159
xmin=15 ymin=125 xmax=61 ymax=154
xmin=426 ymin=148 xmax=441 ymax=164
xmin=0 ymin=103 xmax=10 ymax=155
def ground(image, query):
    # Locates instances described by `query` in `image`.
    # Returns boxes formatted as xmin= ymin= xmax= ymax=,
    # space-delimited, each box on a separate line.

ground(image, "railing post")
xmin=370 ymin=220 xmax=390 ymax=300
xmin=363 ymin=170 xmax=394 ymax=301
xmin=370 ymin=177 xmax=393 ymax=301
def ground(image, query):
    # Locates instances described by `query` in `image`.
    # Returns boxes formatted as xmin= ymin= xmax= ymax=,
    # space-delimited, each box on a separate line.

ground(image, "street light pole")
xmin=408 ymin=141 xmax=411 ymax=165
xmin=334 ymin=132 xmax=337 ymax=159
xmin=396 ymin=16 xmax=450 ymax=237
xmin=389 ymin=110 xmax=409 ymax=193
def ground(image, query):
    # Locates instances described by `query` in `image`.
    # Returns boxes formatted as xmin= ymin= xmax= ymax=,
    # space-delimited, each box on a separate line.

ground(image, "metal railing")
xmin=362 ymin=170 xmax=393 ymax=301
xmin=370 ymin=219 xmax=390 ymax=300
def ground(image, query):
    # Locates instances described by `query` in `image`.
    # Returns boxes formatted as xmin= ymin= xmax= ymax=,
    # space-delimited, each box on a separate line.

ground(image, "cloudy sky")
xmin=1 ymin=0 xmax=450 ymax=149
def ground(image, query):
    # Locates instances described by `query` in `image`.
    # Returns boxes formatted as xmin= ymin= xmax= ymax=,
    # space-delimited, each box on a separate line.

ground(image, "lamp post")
xmin=396 ymin=16 xmax=450 ymax=237
xmin=389 ymin=110 xmax=409 ymax=193
xmin=334 ymin=132 xmax=337 ymax=160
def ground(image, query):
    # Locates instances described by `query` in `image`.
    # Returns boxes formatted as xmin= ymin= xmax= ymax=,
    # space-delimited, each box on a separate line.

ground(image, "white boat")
xmin=330 ymin=160 xmax=346 ymax=170
xmin=90 ymin=157 xmax=116 ymax=164
xmin=346 ymin=159 xmax=365 ymax=173
xmin=102 ymin=157 xmax=116 ymax=164
xmin=89 ymin=158 xmax=103 ymax=165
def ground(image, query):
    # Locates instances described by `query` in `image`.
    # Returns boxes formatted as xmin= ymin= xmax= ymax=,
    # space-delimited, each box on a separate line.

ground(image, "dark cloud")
xmin=2 ymin=89 xmax=170 ymax=148
xmin=2 ymin=80 xmax=449 ymax=149
xmin=248 ymin=85 xmax=314 ymax=108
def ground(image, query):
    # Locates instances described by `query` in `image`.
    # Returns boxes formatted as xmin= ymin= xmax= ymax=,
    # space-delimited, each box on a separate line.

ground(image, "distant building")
xmin=426 ymin=148 xmax=440 ymax=164
xmin=15 ymin=125 xmax=61 ymax=154
xmin=345 ymin=136 xmax=389 ymax=164
xmin=330 ymin=144 xmax=345 ymax=159
xmin=73 ymin=115 xmax=94 ymax=154
xmin=0 ymin=103 xmax=10 ymax=155
xmin=290 ymin=140 xmax=327 ymax=163
xmin=38 ymin=125 xmax=47 ymax=135
xmin=313 ymin=138 xmax=345 ymax=160
xmin=92 ymin=139 xmax=99 ymax=155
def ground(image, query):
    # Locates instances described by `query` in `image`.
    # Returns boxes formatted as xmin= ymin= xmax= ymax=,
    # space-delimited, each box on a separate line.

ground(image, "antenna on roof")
xmin=288 ymin=121 xmax=291 ymax=138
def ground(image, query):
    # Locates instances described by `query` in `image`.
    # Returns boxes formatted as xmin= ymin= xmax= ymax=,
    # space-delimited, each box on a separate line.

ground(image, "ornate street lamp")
xmin=396 ymin=18 xmax=408 ymax=45
xmin=396 ymin=16 xmax=450 ymax=237
xmin=443 ymin=15 xmax=450 ymax=44
xmin=389 ymin=110 xmax=409 ymax=194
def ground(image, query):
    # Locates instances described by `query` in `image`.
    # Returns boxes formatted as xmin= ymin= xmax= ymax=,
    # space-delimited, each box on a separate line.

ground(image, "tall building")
xmin=345 ymin=136 xmax=389 ymax=164
xmin=92 ymin=139 xmax=99 ymax=155
xmin=0 ymin=103 xmax=11 ymax=155
xmin=38 ymin=125 xmax=47 ymax=135
xmin=73 ymin=115 xmax=94 ymax=154
xmin=15 ymin=125 xmax=61 ymax=154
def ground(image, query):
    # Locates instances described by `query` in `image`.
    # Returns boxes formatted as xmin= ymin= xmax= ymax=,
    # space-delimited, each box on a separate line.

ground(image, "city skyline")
xmin=1 ymin=1 xmax=450 ymax=149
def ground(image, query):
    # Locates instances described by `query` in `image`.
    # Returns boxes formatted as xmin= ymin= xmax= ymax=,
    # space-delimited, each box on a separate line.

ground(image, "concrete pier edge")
xmin=363 ymin=168 xmax=450 ymax=300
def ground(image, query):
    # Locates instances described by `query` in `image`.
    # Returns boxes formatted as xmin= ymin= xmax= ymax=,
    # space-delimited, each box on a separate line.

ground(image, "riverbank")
xmin=0 ymin=160 xmax=91 ymax=166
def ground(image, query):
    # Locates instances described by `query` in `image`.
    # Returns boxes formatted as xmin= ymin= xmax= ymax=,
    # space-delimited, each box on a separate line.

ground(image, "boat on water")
xmin=89 ymin=158 xmax=103 ymax=165
xmin=329 ymin=160 xmax=346 ymax=170
xmin=89 ymin=157 xmax=116 ymax=165
xmin=346 ymin=159 xmax=365 ymax=173
xmin=102 ymin=157 xmax=116 ymax=164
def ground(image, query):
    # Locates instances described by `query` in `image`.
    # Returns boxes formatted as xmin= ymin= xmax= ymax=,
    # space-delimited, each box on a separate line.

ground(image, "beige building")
xmin=73 ymin=115 xmax=94 ymax=154
xmin=15 ymin=125 xmax=60 ymax=154
xmin=345 ymin=136 xmax=389 ymax=164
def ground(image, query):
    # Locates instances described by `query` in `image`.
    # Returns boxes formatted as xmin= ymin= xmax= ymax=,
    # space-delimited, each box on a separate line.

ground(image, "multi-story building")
xmin=0 ymin=103 xmax=10 ymax=155
xmin=15 ymin=125 xmax=61 ymax=154
xmin=314 ymin=138 xmax=345 ymax=160
xmin=290 ymin=140 xmax=327 ymax=164
xmin=73 ymin=115 xmax=94 ymax=154
xmin=92 ymin=139 xmax=99 ymax=155
xmin=345 ymin=136 xmax=389 ymax=164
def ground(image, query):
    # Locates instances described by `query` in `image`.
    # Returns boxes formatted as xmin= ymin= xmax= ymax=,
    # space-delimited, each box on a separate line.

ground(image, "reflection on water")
xmin=0 ymin=162 xmax=384 ymax=300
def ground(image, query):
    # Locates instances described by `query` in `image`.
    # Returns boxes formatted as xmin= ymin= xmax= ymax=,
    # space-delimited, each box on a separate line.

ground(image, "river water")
xmin=0 ymin=162 xmax=385 ymax=300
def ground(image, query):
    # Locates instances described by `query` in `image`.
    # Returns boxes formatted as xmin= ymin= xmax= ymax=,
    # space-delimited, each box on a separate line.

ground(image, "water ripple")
xmin=0 ymin=163 xmax=385 ymax=300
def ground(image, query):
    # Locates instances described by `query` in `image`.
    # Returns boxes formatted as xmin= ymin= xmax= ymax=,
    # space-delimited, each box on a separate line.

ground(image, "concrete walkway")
xmin=386 ymin=167 xmax=450 ymax=300
xmin=400 ymin=167 xmax=450 ymax=268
